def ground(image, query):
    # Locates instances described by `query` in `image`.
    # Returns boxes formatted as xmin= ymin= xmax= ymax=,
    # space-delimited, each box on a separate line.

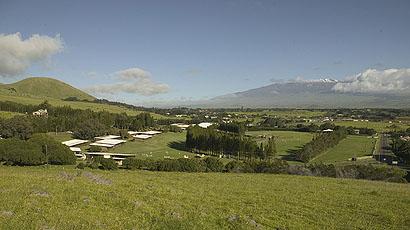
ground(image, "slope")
xmin=0 ymin=77 xmax=95 ymax=101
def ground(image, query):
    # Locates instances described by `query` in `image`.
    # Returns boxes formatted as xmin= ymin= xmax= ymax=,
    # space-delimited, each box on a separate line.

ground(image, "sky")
xmin=1 ymin=0 xmax=410 ymax=106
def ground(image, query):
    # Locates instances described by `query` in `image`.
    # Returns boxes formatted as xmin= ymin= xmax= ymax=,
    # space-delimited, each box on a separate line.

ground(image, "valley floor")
xmin=1 ymin=166 xmax=409 ymax=229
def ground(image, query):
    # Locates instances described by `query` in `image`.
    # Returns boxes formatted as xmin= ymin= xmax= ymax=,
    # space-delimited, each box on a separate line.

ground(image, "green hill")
xmin=0 ymin=165 xmax=409 ymax=229
xmin=0 ymin=77 xmax=95 ymax=101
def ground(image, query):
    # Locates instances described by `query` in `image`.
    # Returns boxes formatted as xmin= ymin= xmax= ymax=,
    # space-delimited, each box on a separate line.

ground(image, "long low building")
xmin=95 ymin=135 xmax=121 ymax=140
xmin=133 ymin=134 xmax=152 ymax=141
xmin=128 ymin=131 xmax=162 ymax=135
xmin=62 ymin=139 xmax=88 ymax=147
xmin=90 ymin=139 xmax=127 ymax=149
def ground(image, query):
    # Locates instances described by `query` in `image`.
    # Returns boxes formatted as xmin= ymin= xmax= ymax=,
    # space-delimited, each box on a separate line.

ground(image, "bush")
xmin=177 ymin=158 xmax=206 ymax=172
xmin=307 ymin=162 xmax=336 ymax=177
xmin=242 ymin=159 xmax=289 ymax=174
xmin=155 ymin=159 xmax=181 ymax=172
xmin=76 ymin=162 xmax=86 ymax=169
xmin=100 ymin=158 xmax=118 ymax=170
xmin=89 ymin=145 xmax=102 ymax=152
xmin=29 ymin=133 xmax=76 ymax=165
xmin=203 ymin=157 xmax=224 ymax=172
xmin=0 ymin=138 xmax=44 ymax=166
xmin=225 ymin=160 xmax=244 ymax=173
xmin=337 ymin=164 xmax=407 ymax=182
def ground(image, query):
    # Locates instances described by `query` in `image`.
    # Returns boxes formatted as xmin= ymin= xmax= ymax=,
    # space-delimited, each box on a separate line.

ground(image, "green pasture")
xmin=246 ymin=131 xmax=313 ymax=158
xmin=0 ymin=166 xmax=409 ymax=229
xmin=0 ymin=111 xmax=24 ymax=119
xmin=319 ymin=121 xmax=410 ymax=132
xmin=311 ymin=135 xmax=377 ymax=164
xmin=230 ymin=109 xmax=327 ymax=118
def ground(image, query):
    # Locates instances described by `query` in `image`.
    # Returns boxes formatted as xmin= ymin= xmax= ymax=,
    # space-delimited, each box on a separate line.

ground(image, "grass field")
xmin=315 ymin=121 xmax=410 ymax=133
xmin=0 ymin=111 xmax=24 ymax=119
xmin=246 ymin=131 xmax=313 ymax=158
xmin=0 ymin=166 xmax=409 ymax=229
xmin=312 ymin=135 xmax=377 ymax=164
xmin=229 ymin=110 xmax=327 ymax=118
xmin=113 ymin=132 xmax=192 ymax=159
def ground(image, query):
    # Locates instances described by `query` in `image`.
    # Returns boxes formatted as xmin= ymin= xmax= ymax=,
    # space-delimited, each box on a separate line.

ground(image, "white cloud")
xmin=114 ymin=68 xmax=151 ymax=80
xmin=332 ymin=68 xmax=410 ymax=93
xmin=83 ymin=68 xmax=171 ymax=96
xmin=0 ymin=32 xmax=64 ymax=77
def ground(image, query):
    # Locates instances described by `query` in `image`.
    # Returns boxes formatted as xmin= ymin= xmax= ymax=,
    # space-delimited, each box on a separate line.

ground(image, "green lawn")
xmin=229 ymin=109 xmax=327 ymax=118
xmin=317 ymin=121 xmax=410 ymax=133
xmin=0 ymin=166 xmax=409 ymax=229
xmin=312 ymin=135 xmax=377 ymax=164
xmin=109 ymin=132 xmax=192 ymax=160
xmin=246 ymin=131 xmax=313 ymax=158
xmin=0 ymin=111 xmax=24 ymax=119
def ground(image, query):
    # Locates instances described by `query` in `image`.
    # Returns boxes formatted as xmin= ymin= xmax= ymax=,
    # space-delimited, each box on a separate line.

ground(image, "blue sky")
xmin=1 ymin=0 xmax=410 ymax=105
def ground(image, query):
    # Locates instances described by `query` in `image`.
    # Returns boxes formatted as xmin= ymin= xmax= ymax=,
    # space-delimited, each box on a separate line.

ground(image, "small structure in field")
xmin=198 ymin=122 xmax=213 ymax=128
xmin=90 ymin=139 xmax=126 ymax=151
xmin=133 ymin=134 xmax=152 ymax=141
xmin=322 ymin=129 xmax=334 ymax=132
xmin=32 ymin=109 xmax=48 ymax=117
xmin=62 ymin=139 xmax=89 ymax=147
xmin=171 ymin=123 xmax=190 ymax=130
xmin=95 ymin=135 xmax=121 ymax=140
xmin=84 ymin=152 xmax=135 ymax=165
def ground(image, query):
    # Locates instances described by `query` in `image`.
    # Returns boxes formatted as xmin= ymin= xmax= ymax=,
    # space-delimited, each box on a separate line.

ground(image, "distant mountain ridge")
xmin=203 ymin=79 xmax=410 ymax=108
xmin=0 ymin=77 xmax=95 ymax=101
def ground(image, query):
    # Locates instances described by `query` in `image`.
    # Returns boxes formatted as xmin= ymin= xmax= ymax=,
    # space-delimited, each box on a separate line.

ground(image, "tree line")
xmin=391 ymin=128 xmax=410 ymax=165
xmin=185 ymin=125 xmax=277 ymax=160
xmin=295 ymin=128 xmax=348 ymax=162
xmin=0 ymin=101 xmax=156 ymax=136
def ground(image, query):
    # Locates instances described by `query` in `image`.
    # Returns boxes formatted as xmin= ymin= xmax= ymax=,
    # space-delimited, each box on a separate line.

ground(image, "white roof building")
xmin=198 ymin=122 xmax=213 ymax=128
xmin=90 ymin=139 xmax=127 ymax=148
xmin=128 ymin=131 xmax=162 ymax=135
xmin=69 ymin=147 xmax=81 ymax=152
xmin=62 ymin=139 xmax=89 ymax=147
xmin=95 ymin=135 xmax=121 ymax=140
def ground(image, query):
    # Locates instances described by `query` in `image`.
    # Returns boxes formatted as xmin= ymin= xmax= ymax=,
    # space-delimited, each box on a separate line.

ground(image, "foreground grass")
xmin=0 ymin=166 xmax=409 ymax=229
xmin=312 ymin=136 xmax=377 ymax=164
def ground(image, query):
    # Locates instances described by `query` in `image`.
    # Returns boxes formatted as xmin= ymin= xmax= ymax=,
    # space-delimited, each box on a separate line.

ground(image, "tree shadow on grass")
xmin=168 ymin=141 xmax=189 ymax=152
xmin=283 ymin=145 xmax=304 ymax=162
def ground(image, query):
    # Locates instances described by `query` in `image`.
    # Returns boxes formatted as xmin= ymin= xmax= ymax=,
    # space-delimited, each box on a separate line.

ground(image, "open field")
xmin=229 ymin=110 xmax=327 ymax=118
xmin=113 ymin=132 xmax=191 ymax=159
xmin=312 ymin=135 xmax=377 ymax=164
xmin=322 ymin=121 xmax=410 ymax=132
xmin=246 ymin=131 xmax=313 ymax=157
xmin=1 ymin=166 xmax=409 ymax=229
xmin=0 ymin=111 xmax=24 ymax=119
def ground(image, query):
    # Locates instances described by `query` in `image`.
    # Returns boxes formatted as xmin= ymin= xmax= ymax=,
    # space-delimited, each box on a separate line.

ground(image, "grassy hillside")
xmin=0 ymin=77 xmax=167 ymax=119
xmin=0 ymin=166 xmax=409 ymax=229
xmin=0 ymin=77 xmax=95 ymax=101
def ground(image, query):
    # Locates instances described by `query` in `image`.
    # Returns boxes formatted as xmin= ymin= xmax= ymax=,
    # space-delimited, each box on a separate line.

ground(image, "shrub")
xmin=155 ymin=159 xmax=181 ymax=172
xmin=225 ymin=160 xmax=244 ymax=173
xmin=242 ymin=159 xmax=289 ymax=174
xmin=307 ymin=163 xmax=336 ymax=178
xmin=100 ymin=158 xmax=118 ymax=170
xmin=288 ymin=165 xmax=313 ymax=176
xmin=0 ymin=138 xmax=45 ymax=166
xmin=203 ymin=157 xmax=224 ymax=172
xmin=76 ymin=162 xmax=86 ymax=169
xmin=29 ymin=133 xmax=76 ymax=165
xmin=89 ymin=145 xmax=102 ymax=152
xmin=177 ymin=158 xmax=206 ymax=172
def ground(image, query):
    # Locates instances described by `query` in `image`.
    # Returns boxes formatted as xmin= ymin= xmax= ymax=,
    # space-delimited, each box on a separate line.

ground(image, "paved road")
xmin=374 ymin=133 xmax=394 ymax=164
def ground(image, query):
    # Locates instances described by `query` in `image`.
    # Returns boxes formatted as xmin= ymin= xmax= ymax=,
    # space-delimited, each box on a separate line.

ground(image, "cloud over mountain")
xmin=83 ymin=68 xmax=171 ymax=96
xmin=0 ymin=32 xmax=64 ymax=77
xmin=332 ymin=68 xmax=410 ymax=93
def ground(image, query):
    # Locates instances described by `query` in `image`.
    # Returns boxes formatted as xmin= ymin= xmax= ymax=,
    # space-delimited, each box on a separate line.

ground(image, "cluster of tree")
xmin=120 ymin=157 xmax=408 ymax=183
xmin=0 ymin=133 xmax=76 ymax=166
xmin=218 ymin=122 xmax=245 ymax=136
xmin=261 ymin=117 xmax=289 ymax=128
xmin=186 ymin=126 xmax=277 ymax=160
xmin=295 ymin=129 xmax=348 ymax=162
xmin=392 ymin=138 xmax=410 ymax=165
xmin=122 ymin=157 xmax=224 ymax=172
xmin=0 ymin=101 xmax=156 ymax=136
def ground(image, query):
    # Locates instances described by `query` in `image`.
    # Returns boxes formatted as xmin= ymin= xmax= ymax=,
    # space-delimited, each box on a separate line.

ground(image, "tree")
xmin=73 ymin=119 xmax=107 ymax=140
xmin=29 ymin=133 xmax=76 ymax=165
xmin=0 ymin=116 xmax=33 ymax=140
